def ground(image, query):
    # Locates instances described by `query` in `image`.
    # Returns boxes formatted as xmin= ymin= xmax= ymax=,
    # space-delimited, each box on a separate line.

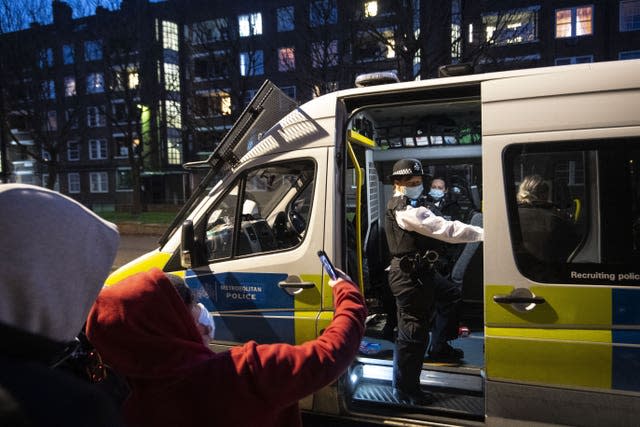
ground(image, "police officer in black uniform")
xmin=385 ymin=159 xmax=483 ymax=405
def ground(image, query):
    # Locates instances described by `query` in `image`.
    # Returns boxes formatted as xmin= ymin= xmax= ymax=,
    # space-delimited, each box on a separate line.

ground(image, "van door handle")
xmin=278 ymin=281 xmax=315 ymax=289
xmin=278 ymin=278 xmax=315 ymax=296
xmin=493 ymin=295 xmax=546 ymax=304
xmin=492 ymin=288 xmax=545 ymax=312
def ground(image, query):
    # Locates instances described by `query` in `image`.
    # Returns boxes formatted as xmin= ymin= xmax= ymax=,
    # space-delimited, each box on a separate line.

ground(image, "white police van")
xmin=109 ymin=59 xmax=640 ymax=426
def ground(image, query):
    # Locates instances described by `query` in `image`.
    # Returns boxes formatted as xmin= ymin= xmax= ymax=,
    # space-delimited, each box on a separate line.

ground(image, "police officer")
xmin=385 ymin=159 xmax=483 ymax=405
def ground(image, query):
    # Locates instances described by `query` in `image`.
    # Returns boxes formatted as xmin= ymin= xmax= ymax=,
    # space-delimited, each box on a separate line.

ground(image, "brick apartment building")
xmin=0 ymin=0 xmax=638 ymax=210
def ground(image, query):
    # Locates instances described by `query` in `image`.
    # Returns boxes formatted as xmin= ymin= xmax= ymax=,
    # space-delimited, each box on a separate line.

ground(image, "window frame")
xmin=89 ymin=139 xmax=108 ymax=160
xmin=115 ymin=167 xmax=133 ymax=192
xmin=277 ymin=6 xmax=294 ymax=32
xmin=89 ymin=171 xmax=109 ymax=193
xmin=620 ymin=0 xmax=640 ymax=32
xmin=87 ymin=106 xmax=106 ymax=128
xmin=86 ymin=72 xmax=105 ymax=94
xmin=84 ymin=40 xmax=103 ymax=61
xmin=68 ymin=172 xmax=81 ymax=194
xmin=555 ymin=5 xmax=594 ymax=38
xmin=203 ymin=159 xmax=317 ymax=262
xmin=238 ymin=12 xmax=263 ymax=37
xmin=67 ymin=140 xmax=80 ymax=161
xmin=504 ymin=138 xmax=640 ymax=285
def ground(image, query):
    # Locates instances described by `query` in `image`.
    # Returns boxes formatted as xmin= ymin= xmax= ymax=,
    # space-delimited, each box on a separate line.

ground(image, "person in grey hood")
xmin=0 ymin=184 xmax=123 ymax=427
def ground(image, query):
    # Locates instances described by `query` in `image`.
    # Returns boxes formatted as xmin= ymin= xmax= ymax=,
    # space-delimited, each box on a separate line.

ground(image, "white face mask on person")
xmin=400 ymin=184 xmax=423 ymax=200
xmin=429 ymin=188 xmax=445 ymax=200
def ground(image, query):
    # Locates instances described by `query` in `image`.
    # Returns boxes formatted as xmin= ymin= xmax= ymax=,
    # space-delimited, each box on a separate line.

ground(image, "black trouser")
xmin=430 ymin=272 xmax=462 ymax=348
xmin=387 ymin=257 xmax=434 ymax=393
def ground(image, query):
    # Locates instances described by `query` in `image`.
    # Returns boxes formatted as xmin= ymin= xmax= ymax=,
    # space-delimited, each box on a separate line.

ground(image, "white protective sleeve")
xmin=395 ymin=205 xmax=484 ymax=244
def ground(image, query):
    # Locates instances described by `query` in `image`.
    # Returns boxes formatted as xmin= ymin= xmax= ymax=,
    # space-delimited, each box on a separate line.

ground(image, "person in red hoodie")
xmin=86 ymin=268 xmax=366 ymax=427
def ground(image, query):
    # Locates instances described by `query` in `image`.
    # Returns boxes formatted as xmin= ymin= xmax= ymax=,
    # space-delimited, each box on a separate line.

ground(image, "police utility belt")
xmin=396 ymin=250 xmax=439 ymax=273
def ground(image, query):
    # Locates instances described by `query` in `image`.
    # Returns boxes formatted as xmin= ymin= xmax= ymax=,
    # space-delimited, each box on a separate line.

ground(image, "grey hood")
xmin=0 ymin=184 xmax=119 ymax=342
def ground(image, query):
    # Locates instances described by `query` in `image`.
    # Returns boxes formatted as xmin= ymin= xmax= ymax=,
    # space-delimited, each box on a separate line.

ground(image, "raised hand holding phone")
xmin=317 ymin=250 xmax=339 ymax=280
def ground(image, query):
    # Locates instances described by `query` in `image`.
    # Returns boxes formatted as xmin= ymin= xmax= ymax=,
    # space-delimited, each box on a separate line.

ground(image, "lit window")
xmin=451 ymin=0 xmax=461 ymax=60
xmin=238 ymin=13 xmax=262 ymax=37
xmin=215 ymin=90 xmax=231 ymax=116
xmin=84 ymin=40 xmax=102 ymax=61
xmin=89 ymin=171 xmax=108 ymax=193
xmin=116 ymin=168 xmax=132 ymax=191
xmin=68 ymin=172 xmax=80 ymax=193
xmin=67 ymin=141 xmax=79 ymax=161
xmin=128 ymin=69 xmax=139 ymax=89
xmin=483 ymin=7 xmax=539 ymax=45
xmin=277 ymin=6 xmax=294 ymax=32
xmin=195 ymin=90 xmax=231 ymax=117
xmin=86 ymin=73 xmax=104 ymax=94
xmin=310 ymin=0 xmax=337 ymax=27
xmin=468 ymin=23 xmax=474 ymax=43
xmin=167 ymin=137 xmax=182 ymax=165
xmin=165 ymin=100 xmax=182 ymax=128
xmin=63 ymin=44 xmax=74 ymax=64
xmin=311 ymin=40 xmax=338 ymax=67
xmin=364 ymin=1 xmax=378 ymax=17
xmin=620 ymin=0 xmax=640 ymax=31
xmin=556 ymin=6 xmax=593 ymax=38
xmin=64 ymin=76 xmax=76 ymax=97
xmin=278 ymin=47 xmax=295 ymax=71
xmin=163 ymin=21 xmax=179 ymax=50
xmin=164 ymin=63 xmax=180 ymax=91
xmin=239 ymin=50 xmax=264 ymax=76
xmin=89 ymin=139 xmax=108 ymax=160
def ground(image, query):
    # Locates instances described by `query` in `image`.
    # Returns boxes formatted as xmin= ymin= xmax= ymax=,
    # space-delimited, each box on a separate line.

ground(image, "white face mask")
xmin=401 ymin=184 xmax=423 ymax=200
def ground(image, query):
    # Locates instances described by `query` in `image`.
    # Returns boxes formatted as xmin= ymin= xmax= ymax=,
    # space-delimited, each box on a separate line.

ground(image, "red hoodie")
xmin=86 ymin=268 xmax=366 ymax=427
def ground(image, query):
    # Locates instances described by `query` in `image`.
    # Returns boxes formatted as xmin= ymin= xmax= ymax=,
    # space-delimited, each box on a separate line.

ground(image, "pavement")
xmin=112 ymin=234 xmax=162 ymax=271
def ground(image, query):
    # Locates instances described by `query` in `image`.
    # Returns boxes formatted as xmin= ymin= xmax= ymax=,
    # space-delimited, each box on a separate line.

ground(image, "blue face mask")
xmin=401 ymin=184 xmax=423 ymax=200
xmin=429 ymin=188 xmax=445 ymax=200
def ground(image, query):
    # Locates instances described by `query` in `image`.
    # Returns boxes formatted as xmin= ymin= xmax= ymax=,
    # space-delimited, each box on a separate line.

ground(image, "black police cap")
xmin=389 ymin=159 xmax=425 ymax=179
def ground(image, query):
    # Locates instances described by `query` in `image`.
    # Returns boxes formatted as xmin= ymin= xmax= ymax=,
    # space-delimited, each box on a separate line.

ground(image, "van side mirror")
xmin=181 ymin=220 xmax=196 ymax=269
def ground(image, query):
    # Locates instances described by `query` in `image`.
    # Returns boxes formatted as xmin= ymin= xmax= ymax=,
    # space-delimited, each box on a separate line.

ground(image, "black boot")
xmin=428 ymin=341 xmax=464 ymax=361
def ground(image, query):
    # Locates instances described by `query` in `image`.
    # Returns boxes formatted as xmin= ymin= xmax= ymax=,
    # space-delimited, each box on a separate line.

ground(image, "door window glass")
xmin=504 ymin=140 xmax=640 ymax=284
xmin=205 ymin=160 xmax=315 ymax=261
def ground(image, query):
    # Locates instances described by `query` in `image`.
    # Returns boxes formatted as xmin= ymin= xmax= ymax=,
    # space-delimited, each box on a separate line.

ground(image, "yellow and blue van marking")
xmin=612 ymin=288 xmax=640 ymax=391
xmin=486 ymin=285 xmax=640 ymax=392
xmin=185 ymin=271 xmax=323 ymax=345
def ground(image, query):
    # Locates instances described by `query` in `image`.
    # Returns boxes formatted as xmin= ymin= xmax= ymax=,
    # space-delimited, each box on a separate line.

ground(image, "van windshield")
xmin=160 ymin=81 xmax=298 ymax=245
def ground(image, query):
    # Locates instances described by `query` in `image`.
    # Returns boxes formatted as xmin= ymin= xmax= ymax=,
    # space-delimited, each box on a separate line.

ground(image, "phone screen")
xmin=317 ymin=250 xmax=338 ymax=280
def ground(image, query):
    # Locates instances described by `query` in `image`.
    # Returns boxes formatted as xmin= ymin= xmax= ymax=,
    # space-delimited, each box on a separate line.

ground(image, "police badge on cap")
xmin=389 ymin=159 xmax=424 ymax=179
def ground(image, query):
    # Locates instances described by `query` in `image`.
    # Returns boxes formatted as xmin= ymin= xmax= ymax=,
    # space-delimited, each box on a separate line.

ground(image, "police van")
xmin=108 ymin=59 xmax=640 ymax=426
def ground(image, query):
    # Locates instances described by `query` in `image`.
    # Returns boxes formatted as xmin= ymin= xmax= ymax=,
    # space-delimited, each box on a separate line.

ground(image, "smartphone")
xmin=317 ymin=250 xmax=339 ymax=280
